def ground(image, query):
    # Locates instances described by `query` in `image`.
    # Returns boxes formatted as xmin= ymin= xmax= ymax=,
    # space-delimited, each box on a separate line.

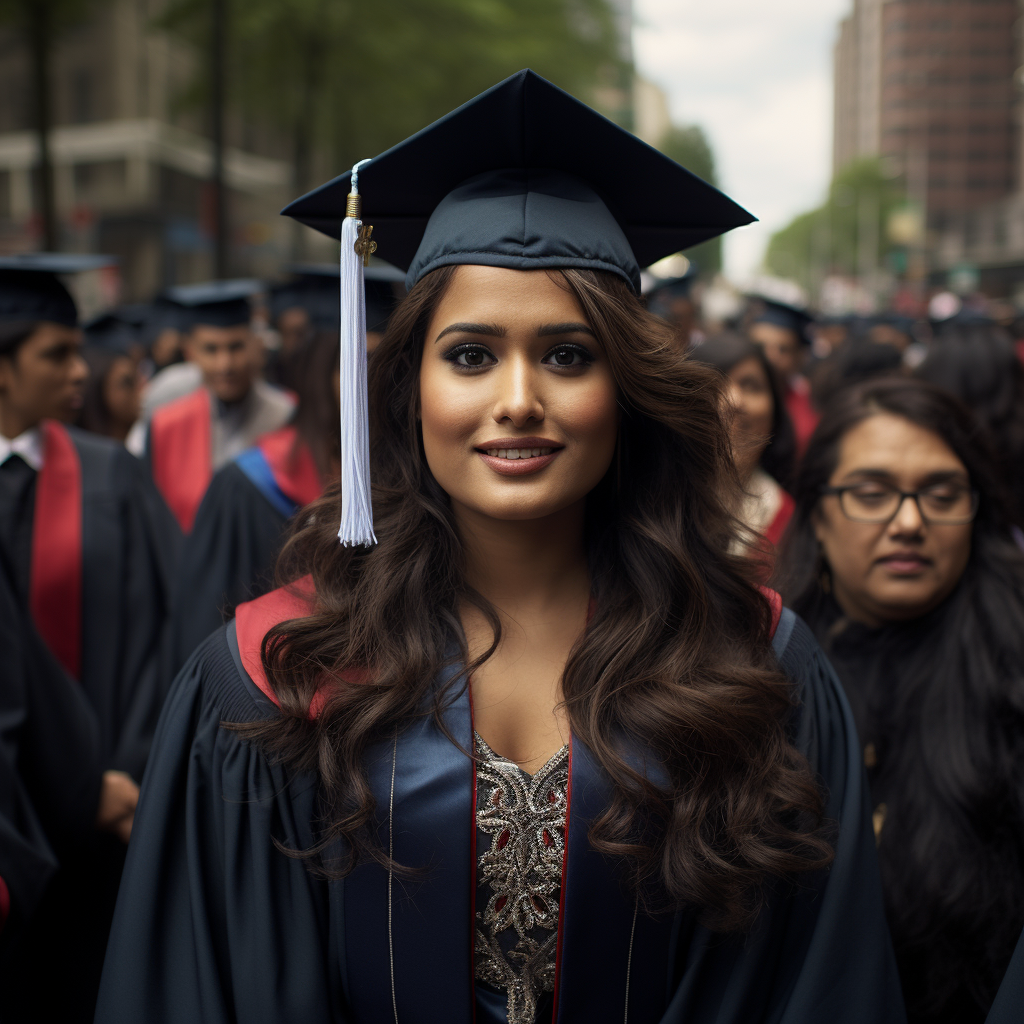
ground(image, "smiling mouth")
xmin=483 ymin=447 xmax=555 ymax=460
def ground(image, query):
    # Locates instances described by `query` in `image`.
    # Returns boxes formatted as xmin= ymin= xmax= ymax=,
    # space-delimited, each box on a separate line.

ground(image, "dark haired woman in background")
xmin=97 ymin=72 xmax=902 ymax=1024
xmin=778 ymin=377 xmax=1024 ymax=1024
xmin=690 ymin=332 xmax=795 ymax=567
xmin=165 ymin=328 xmax=340 ymax=674
xmin=915 ymin=322 xmax=1024 ymax=523
xmin=77 ymin=348 xmax=142 ymax=445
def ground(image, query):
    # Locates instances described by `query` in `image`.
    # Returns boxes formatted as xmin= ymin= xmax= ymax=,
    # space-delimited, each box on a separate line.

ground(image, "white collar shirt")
xmin=0 ymin=427 xmax=44 ymax=472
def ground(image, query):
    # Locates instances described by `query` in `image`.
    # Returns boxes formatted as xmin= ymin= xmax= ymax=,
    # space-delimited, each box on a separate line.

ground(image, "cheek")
xmin=816 ymin=512 xmax=875 ymax=581
xmin=418 ymin=360 xmax=480 ymax=466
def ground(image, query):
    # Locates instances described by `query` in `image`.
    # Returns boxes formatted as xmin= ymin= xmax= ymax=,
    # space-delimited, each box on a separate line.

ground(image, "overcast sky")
xmin=633 ymin=0 xmax=851 ymax=280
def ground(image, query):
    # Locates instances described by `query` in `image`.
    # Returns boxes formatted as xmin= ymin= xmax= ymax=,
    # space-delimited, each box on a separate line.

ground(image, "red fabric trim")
xmin=551 ymin=735 xmax=572 ymax=1023
xmin=256 ymin=426 xmax=323 ymax=509
xmin=764 ymin=491 xmax=795 ymax=548
xmin=30 ymin=421 xmax=82 ymax=678
xmin=785 ymin=384 xmax=819 ymax=457
xmin=758 ymin=586 xmax=783 ymax=637
xmin=150 ymin=386 xmax=212 ymax=532
xmin=0 ymin=874 xmax=9 ymax=933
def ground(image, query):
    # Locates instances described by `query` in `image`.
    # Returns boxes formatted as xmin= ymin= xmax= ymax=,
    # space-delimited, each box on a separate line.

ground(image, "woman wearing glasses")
xmin=777 ymin=377 xmax=1024 ymax=1024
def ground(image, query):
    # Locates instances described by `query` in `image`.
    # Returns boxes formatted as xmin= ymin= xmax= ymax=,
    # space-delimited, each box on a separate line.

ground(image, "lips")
xmin=877 ymin=552 xmax=932 ymax=574
xmin=474 ymin=436 xmax=563 ymax=477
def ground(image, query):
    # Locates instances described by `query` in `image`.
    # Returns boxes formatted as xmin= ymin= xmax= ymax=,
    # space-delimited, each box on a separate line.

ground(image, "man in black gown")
xmin=0 ymin=253 xmax=180 ymax=1021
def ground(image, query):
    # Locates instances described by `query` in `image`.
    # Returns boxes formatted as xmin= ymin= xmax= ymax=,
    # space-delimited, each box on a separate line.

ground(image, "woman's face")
xmin=813 ymin=412 xmax=973 ymax=626
xmin=725 ymin=355 xmax=774 ymax=480
xmin=102 ymin=355 xmax=142 ymax=429
xmin=419 ymin=265 xmax=619 ymax=524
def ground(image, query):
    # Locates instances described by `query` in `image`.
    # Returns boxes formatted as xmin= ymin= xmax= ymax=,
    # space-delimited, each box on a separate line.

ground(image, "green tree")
xmin=160 ymin=0 xmax=625 ymax=259
xmin=0 ymin=0 xmax=102 ymax=249
xmin=658 ymin=124 xmax=721 ymax=276
xmin=765 ymin=157 xmax=906 ymax=297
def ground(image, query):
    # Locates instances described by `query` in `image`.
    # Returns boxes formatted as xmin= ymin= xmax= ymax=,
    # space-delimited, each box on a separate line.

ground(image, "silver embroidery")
xmin=474 ymin=733 xmax=569 ymax=1024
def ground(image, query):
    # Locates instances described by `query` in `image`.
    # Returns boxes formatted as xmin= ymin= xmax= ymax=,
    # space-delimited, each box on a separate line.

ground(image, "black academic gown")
xmin=95 ymin=604 xmax=904 ymax=1024
xmin=0 ymin=427 xmax=180 ymax=780
xmin=167 ymin=462 xmax=291 ymax=675
xmin=0 ymin=547 xmax=107 ymax=1022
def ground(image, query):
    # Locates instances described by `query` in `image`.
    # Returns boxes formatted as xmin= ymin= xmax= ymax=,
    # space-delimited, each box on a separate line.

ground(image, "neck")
xmin=0 ymin=403 xmax=39 ymax=441
xmin=454 ymin=499 xmax=590 ymax=616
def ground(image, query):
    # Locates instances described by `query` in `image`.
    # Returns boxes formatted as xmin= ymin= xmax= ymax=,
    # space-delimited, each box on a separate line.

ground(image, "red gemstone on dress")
xmin=543 ymin=829 xmax=553 ymax=847
xmin=491 ymin=789 xmax=502 ymax=806
xmin=495 ymin=895 xmax=507 ymax=912
xmin=547 ymin=791 xmax=556 ymax=803
xmin=496 ymin=829 xmax=510 ymax=850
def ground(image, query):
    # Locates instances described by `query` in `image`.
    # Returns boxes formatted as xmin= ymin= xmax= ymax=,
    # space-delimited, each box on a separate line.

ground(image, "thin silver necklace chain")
xmin=384 ymin=736 xmax=639 ymax=1023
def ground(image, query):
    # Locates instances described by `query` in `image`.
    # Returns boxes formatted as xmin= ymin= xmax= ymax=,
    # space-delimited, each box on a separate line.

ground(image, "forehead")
xmin=428 ymin=265 xmax=587 ymax=328
xmin=833 ymin=412 xmax=967 ymax=479
xmin=191 ymin=324 xmax=250 ymax=343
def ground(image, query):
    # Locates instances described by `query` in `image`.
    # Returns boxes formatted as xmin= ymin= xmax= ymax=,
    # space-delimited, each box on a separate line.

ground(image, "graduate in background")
xmin=145 ymin=280 xmax=295 ymax=532
xmin=78 ymin=311 xmax=143 ymax=445
xmin=0 ymin=254 xmax=175 ymax=1022
xmin=746 ymin=297 xmax=819 ymax=455
xmin=98 ymin=71 xmax=902 ymax=1024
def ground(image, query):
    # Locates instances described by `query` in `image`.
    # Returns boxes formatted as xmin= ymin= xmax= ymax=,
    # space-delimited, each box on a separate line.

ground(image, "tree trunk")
xmin=210 ymin=0 xmax=228 ymax=278
xmin=27 ymin=0 xmax=57 ymax=251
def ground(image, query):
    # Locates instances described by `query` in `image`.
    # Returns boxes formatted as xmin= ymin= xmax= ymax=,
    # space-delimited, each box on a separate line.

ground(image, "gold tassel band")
xmin=346 ymin=193 xmax=361 ymax=219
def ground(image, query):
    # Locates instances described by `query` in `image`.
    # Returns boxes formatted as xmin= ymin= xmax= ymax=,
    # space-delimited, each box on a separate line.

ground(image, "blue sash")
xmin=234 ymin=446 xmax=300 ymax=520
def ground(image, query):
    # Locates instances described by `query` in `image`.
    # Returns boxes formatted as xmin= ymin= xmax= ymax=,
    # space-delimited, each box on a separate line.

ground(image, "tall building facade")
xmin=833 ymin=0 xmax=1018 ymax=230
xmin=0 ymin=0 xmax=293 ymax=299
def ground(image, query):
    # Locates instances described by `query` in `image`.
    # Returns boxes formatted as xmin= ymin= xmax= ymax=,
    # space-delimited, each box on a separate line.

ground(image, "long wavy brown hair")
xmin=240 ymin=266 xmax=833 ymax=931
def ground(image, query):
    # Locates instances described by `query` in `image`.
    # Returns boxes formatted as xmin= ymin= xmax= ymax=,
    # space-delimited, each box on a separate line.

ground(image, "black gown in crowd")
xmin=802 ymin=597 xmax=1024 ymax=1024
xmin=95 ymin=602 xmax=905 ymax=1023
xmin=0 ymin=545 xmax=108 ymax=1021
xmin=0 ymin=428 xmax=179 ymax=1023
xmin=0 ymin=427 xmax=180 ymax=779
xmin=166 ymin=459 xmax=302 ymax=676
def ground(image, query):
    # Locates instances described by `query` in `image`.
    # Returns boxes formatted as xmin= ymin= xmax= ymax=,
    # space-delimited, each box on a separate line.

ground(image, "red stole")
xmin=785 ymin=380 xmax=819 ymax=457
xmin=30 ymin=421 xmax=83 ymax=679
xmin=764 ymin=490 xmax=795 ymax=548
xmin=256 ymin=426 xmax=323 ymax=509
xmin=150 ymin=387 xmax=212 ymax=533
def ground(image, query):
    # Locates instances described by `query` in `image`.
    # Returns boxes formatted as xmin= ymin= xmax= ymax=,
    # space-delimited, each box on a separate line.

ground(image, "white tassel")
xmin=337 ymin=159 xmax=377 ymax=546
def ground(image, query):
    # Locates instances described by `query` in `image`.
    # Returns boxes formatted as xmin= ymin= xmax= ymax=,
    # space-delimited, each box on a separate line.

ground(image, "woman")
xmin=689 ymin=332 xmax=795 ymax=562
xmin=778 ymin=378 xmax=1024 ymax=1024
xmin=165 ymin=328 xmax=338 ymax=674
xmin=96 ymin=71 xmax=901 ymax=1024
xmin=915 ymin=322 xmax=1024 ymax=523
xmin=77 ymin=347 xmax=142 ymax=444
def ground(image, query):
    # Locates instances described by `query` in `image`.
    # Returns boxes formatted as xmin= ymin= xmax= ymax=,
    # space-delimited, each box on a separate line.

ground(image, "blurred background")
xmin=0 ymin=0 xmax=1021 ymax=322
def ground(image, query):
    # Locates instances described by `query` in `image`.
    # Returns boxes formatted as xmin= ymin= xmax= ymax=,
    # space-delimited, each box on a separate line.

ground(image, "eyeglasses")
xmin=821 ymin=482 xmax=979 ymax=525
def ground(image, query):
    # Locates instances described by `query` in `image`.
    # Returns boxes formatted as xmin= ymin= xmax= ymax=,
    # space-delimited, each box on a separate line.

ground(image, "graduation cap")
xmin=83 ymin=311 xmax=140 ymax=354
xmin=165 ymin=279 xmax=261 ymax=330
xmin=749 ymin=297 xmax=815 ymax=345
xmin=0 ymin=252 xmax=117 ymax=330
xmin=270 ymin=263 xmax=405 ymax=333
xmin=281 ymin=68 xmax=756 ymax=546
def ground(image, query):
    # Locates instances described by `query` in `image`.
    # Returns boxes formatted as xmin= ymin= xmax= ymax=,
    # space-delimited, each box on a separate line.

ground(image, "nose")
xmin=887 ymin=493 xmax=926 ymax=536
xmin=491 ymin=355 xmax=544 ymax=428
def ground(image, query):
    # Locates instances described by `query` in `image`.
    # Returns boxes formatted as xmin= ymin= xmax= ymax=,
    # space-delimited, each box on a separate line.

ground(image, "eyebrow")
xmin=434 ymin=322 xmax=505 ymax=343
xmin=537 ymin=321 xmax=596 ymax=338
xmin=840 ymin=468 xmax=970 ymax=485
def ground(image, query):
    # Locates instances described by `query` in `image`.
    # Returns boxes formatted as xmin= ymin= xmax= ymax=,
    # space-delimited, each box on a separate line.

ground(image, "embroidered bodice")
xmin=473 ymin=732 xmax=569 ymax=1024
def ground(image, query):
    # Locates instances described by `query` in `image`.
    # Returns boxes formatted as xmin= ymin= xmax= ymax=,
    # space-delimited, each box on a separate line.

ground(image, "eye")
xmin=850 ymin=485 xmax=892 ymax=505
xmin=542 ymin=343 xmax=593 ymax=368
xmin=443 ymin=343 xmax=496 ymax=369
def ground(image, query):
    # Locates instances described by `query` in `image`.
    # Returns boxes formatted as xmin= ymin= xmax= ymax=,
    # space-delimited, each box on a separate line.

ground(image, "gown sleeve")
xmin=986 ymin=926 xmax=1024 ymax=1024
xmin=166 ymin=463 xmax=286 ymax=677
xmin=104 ymin=446 xmax=181 ymax=778
xmin=666 ymin=612 xmax=906 ymax=1024
xmin=94 ymin=628 xmax=341 ymax=1024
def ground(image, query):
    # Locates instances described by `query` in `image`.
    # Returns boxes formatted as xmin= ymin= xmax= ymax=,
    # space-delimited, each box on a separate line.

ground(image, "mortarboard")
xmin=83 ymin=311 xmax=139 ymax=354
xmin=0 ymin=253 xmax=117 ymax=329
xmin=271 ymin=263 xmax=405 ymax=333
xmin=281 ymin=69 xmax=756 ymax=546
xmin=749 ymin=297 xmax=815 ymax=345
xmin=166 ymin=279 xmax=261 ymax=330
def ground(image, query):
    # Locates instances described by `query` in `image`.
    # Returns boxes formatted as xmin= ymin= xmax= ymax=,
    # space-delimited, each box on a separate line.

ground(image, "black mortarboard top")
xmin=282 ymin=69 xmax=755 ymax=294
xmin=270 ymin=262 xmax=405 ymax=332
xmin=643 ymin=254 xmax=700 ymax=301
xmin=749 ymin=297 xmax=815 ymax=345
xmin=0 ymin=252 xmax=117 ymax=327
xmin=166 ymin=279 xmax=261 ymax=330
xmin=83 ymin=311 xmax=139 ymax=353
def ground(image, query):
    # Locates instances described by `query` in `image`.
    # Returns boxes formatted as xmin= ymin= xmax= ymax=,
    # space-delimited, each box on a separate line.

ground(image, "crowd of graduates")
xmin=1 ymin=245 xmax=1024 ymax=1023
